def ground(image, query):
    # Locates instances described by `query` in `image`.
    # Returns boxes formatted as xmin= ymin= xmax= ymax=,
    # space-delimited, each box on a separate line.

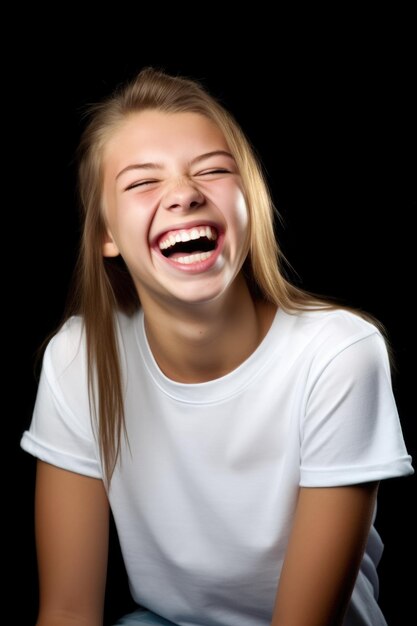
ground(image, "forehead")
xmin=102 ymin=110 xmax=229 ymax=170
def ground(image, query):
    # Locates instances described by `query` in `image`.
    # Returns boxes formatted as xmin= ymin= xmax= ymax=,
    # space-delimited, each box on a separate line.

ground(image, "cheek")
xmin=232 ymin=190 xmax=250 ymax=235
xmin=107 ymin=196 xmax=154 ymax=246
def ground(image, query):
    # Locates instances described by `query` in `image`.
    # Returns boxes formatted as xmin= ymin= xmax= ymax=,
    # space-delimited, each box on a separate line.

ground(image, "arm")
xmin=35 ymin=460 xmax=110 ymax=626
xmin=271 ymin=482 xmax=379 ymax=626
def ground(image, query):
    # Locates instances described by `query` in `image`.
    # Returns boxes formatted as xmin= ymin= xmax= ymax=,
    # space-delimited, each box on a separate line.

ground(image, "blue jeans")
xmin=114 ymin=607 xmax=178 ymax=625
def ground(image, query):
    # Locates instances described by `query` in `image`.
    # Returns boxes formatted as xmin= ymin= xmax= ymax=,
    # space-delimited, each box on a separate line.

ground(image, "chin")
xmin=168 ymin=277 xmax=233 ymax=307
xmin=172 ymin=287 xmax=227 ymax=306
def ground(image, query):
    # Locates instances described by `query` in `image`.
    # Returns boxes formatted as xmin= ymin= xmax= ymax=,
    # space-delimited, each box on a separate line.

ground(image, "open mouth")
xmin=158 ymin=225 xmax=219 ymax=265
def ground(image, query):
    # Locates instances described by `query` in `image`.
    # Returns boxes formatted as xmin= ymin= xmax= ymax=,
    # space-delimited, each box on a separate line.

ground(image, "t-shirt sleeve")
xmin=300 ymin=331 xmax=414 ymax=487
xmin=20 ymin=326 xmax=103 ymax=479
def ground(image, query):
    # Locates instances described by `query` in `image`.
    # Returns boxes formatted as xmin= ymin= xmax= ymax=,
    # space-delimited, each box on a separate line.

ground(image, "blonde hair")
xmin=66 ymin=67 xmax=383 ymax=483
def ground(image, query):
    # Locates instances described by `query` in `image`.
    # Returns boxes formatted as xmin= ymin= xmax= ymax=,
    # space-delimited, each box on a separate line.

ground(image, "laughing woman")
xmin=21 ymin=68 xmax=413 ymax=626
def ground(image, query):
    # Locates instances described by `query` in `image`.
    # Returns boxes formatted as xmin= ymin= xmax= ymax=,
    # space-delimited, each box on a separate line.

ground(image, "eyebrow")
xmin=115 ymin=150 xmax=235 ymax=180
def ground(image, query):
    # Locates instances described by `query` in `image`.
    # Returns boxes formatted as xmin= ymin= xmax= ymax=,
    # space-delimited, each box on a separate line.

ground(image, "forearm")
xmin=271 ymin=484 xmax=378 ymax=626
xmin=35 ymin=463 xmax=109 ymax=626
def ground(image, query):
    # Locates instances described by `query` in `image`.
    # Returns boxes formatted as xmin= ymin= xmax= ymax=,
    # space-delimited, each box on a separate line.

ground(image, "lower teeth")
xmin=175 ymin=251 xmax=214 ymax=265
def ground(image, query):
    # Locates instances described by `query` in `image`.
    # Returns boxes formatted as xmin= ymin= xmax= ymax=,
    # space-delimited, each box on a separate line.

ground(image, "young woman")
xmin=21 ymin=68 xmax=413 ymax=626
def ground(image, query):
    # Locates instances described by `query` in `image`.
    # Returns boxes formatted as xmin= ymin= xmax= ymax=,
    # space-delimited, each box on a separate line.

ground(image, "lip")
xmin=150 ymin=220 xmax=225 ymax=274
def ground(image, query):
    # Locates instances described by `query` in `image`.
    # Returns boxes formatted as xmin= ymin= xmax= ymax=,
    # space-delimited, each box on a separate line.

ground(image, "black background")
xmin=11 ymin=28 xmax=415 ymax=626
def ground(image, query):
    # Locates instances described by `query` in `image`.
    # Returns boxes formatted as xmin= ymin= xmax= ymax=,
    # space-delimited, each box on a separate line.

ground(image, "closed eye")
xmin=125 ymin=180 xmax=158 ymax=191
xmin=198 ymin=169 xmax=231 ymax=176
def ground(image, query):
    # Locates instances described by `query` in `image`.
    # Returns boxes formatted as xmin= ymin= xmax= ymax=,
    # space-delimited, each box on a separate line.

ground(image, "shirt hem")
xmin=20 ymin=431 xmax=102 ymax=479
xmin=300 ymin=456 xmax=414 ymax=487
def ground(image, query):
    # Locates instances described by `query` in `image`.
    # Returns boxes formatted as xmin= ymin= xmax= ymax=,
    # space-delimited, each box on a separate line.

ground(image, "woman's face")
xmin=101 ymin=110 xmax=249 ymax=309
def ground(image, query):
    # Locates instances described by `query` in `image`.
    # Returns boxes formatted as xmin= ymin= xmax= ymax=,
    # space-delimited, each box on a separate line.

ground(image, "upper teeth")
xmin=159 ymin=226 xmax=217 ymax=251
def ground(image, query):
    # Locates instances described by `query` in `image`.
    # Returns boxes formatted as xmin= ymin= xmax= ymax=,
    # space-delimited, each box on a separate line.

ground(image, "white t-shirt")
xmin=21 ymin=307 xmax=413 ymax=626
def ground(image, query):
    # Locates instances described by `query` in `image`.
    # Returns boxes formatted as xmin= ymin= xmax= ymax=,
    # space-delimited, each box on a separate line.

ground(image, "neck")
xmin=140 ymin=275 xmax=277 ymax=383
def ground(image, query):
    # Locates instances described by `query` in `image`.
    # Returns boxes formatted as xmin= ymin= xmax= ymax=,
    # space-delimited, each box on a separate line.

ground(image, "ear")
xmin=102 ymin=229 xmax=120 ymax=257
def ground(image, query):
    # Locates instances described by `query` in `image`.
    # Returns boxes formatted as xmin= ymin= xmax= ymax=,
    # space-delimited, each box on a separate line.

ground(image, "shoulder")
xmin=44 ymin=316 xmax=85 ymax=378
xmin=292 ymin=306 xmax=378 ymax=337
xmin=44 ymin=310 xmax=140 ymax=381
xmin=298 ymin=308 xmax=391 ymax=388
xmin=280 ymin=307 xmax=388 ymax=378
xmin=44 ymin=316 xmax=86 ymax=382
xmin=287 ymin=307 xmax=383 ymax=350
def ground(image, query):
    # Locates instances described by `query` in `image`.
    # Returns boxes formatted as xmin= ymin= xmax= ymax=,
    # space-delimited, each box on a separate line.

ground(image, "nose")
xmin=161 ymin=180 xmax=204 ymax=213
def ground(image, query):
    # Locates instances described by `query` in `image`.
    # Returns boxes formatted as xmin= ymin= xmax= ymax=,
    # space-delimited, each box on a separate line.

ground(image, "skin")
xmin=35 ymin=111 xmax=379 ymax=625
xmin=271 ymin=483 xmax=378 ymax=626
xmin=101 ymin=110 xmax=275 ymax=382
xmin=36 ymin=462 xmax=109 ymax=626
